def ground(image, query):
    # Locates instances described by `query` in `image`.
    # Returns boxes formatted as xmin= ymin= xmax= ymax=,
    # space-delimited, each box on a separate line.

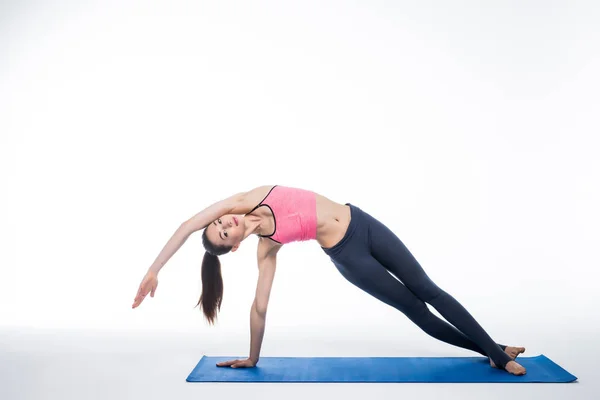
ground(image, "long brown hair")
xmin=196 ymin=228 xmax=232 ymax=325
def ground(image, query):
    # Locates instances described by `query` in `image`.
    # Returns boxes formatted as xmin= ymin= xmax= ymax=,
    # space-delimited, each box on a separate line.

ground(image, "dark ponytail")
xmin=197 ymin=251 xmax=223 ymax=325
xmin=197 ymin=228 xmax=232 ymax=325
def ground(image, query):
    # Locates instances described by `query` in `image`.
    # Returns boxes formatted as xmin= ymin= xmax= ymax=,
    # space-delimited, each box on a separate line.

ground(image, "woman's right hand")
xmin=132 ymin=270 xmax=159 ymax=309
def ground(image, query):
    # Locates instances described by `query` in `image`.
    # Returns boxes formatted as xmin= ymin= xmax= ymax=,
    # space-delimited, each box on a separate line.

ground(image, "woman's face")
xmin=206 ymin=214 xmax=245 ymax=250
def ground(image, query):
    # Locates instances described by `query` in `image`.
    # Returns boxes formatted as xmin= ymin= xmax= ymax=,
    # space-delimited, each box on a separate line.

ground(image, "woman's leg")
xmin=330 ymin=255 xmax=505 ymax=358
xmin=362 ymin=210 xmax=513 ymax=370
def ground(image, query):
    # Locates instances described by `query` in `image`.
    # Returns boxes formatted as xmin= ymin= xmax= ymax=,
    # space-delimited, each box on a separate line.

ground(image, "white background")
xmin=1 ymin=1 xmax=598 ymax=398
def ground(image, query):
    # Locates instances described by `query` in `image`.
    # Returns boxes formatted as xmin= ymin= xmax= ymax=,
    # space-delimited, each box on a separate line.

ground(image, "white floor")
xmin=0 ymin=327 xmax=592 ymax=400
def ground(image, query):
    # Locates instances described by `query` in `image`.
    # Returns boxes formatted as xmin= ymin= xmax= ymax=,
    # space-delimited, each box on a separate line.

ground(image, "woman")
xmin=132 ymin=184 xmax=527 ymax=375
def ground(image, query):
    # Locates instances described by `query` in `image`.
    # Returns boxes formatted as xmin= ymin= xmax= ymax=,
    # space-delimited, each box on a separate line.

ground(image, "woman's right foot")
xmin=490 ymin=346 xmax=526 ymax=368
xmin=504 ymin=360 xmax=527 ymax=375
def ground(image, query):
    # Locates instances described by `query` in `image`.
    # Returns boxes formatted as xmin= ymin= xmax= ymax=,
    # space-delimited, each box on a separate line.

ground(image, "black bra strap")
xmin=247 ymin=185 xmax=278 ymax=214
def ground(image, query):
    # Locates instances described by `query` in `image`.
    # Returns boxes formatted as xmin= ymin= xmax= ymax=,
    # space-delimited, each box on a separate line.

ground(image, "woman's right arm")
xmin=249 ymin=238 xmax=281 ymax=363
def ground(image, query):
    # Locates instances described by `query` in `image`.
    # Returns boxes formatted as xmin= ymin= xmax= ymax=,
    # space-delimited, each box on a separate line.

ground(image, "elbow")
xmin=254 ymin=302 xmax=268 ymax=317
xmin=179 ymin=221 xmax=196 ymax=236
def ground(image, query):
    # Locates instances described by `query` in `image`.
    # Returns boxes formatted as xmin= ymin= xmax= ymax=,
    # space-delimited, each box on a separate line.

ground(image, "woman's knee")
xmin=407 ymin=280 xmax=446 ymax=303
xmin=406 ymin=308 xmax=441 ymax=333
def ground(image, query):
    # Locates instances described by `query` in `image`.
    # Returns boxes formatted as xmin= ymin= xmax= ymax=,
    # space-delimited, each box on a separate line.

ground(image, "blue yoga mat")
xmin=186 ymin=354 xmax=577 ymax=383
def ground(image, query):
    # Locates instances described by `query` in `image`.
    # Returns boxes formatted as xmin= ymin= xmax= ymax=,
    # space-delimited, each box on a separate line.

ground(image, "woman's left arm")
xmin=181 ymin=191 xmax=247 ymax=233
xmin=182 ymin=185 xmax=275 ymax=233
xmin=145 ymin=191 xmax=246 ymax=277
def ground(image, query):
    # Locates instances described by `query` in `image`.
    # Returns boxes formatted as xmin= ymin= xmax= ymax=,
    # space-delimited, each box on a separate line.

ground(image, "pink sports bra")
xmin=247 ymin=185 xmax=317 ymax=244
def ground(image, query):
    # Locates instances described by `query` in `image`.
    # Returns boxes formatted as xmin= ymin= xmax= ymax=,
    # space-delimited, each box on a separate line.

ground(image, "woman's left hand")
xmin=216 ymin=358 xmax=257 ymax=368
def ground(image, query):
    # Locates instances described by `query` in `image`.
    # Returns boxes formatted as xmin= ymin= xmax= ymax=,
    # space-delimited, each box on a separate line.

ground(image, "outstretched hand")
xmin=132 ymin=271 xmax=158 ymax=309
xmin=216 ymin=358 xmax=257 ymax=368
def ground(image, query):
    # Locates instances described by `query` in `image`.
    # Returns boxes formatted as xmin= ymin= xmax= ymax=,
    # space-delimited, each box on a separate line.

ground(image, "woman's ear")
xmin=231 ymin=243 xmax=240 ymax=252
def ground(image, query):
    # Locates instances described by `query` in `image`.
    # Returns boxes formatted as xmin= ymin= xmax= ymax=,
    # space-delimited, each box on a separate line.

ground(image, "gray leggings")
xmin=321 ymin=203 xmax=513 ymax=370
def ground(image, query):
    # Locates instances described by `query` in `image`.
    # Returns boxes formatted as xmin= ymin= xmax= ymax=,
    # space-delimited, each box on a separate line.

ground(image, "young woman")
xmin=132 ymin=185 xmax=527 ymax=375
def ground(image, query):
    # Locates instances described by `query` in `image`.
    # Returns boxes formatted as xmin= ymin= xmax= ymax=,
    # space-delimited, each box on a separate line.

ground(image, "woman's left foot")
xmin=490 ymin=346 xmax=526 ymax=368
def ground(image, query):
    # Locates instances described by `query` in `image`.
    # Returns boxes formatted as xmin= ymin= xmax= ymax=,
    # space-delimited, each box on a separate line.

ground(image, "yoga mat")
xmin=186 ymin=354 xmax=577 ymax=383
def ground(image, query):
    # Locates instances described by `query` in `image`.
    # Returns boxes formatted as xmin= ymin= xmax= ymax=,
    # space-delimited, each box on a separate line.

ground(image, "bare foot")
xmin=505 ymin=360 xmax=527 ymax=375
xmin=490 ymin=346 xmax=526 ymax=368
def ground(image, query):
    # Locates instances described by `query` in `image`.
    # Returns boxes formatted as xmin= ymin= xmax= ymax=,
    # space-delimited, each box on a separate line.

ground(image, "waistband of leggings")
xmin=321 ymin=203 xmax=360 ymax=257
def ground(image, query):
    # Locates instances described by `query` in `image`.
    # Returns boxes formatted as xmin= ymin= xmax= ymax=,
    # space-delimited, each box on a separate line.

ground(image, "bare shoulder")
xmin=231 ymin=185 xmax=276 ymax=215
xmin=256 ymin=236 xmax=282 ymax=262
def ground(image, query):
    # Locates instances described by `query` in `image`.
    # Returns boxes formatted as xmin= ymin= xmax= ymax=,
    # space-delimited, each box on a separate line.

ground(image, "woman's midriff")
xmin=315 ymin=193 xmax=352 ymax=249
